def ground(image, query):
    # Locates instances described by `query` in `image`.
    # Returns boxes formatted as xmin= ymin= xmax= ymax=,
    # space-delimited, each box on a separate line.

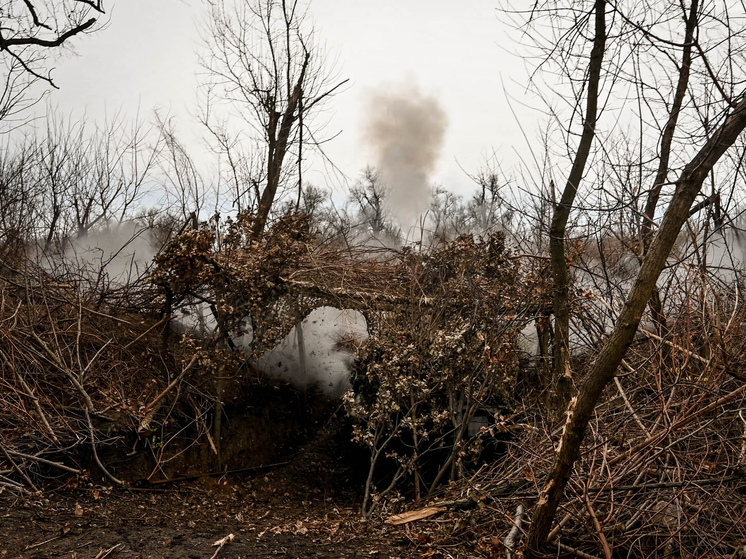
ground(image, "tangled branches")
xmin=385 ymin=291 xmax=746 ymax=558
xmin=0 ymin=258 xmax=170 ymax=491
xmin=341 ymin=233 xmax=533 ymax=516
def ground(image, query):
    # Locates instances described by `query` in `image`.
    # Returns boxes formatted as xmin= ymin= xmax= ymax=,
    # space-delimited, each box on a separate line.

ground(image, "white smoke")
xmin=176 ymin=304 xmax=368 ymax=398
xmin=256 ymin=307 xmax=368 ymax=398
xmin=40 ymin=221 xmax=159 ymax=289
xmin=37 ymin=222 xmax=366 ymax=398
xmin=364 ymin=83 xmax=448 ymax=232
xmin=518 ymin=223 xmax=746 ymax=361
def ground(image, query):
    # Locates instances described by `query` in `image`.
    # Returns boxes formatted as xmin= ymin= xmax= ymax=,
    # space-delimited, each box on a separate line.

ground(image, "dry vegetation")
xmin=0 ymin=210 xmax=744 ymax=558
xmin=1 ymin=2 xmax=746 ymax=556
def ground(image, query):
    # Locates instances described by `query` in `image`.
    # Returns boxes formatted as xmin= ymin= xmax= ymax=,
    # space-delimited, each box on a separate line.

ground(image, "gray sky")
xmin=39 ymin=0 xmax=537 ymax=198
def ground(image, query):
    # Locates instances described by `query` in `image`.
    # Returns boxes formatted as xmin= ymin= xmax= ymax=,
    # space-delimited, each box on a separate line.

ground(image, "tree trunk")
xmin=525 ymin=92 xmax=746 ymax=558
xmin=640 ymin=0 xmax=699 ymax=336
xmin=253 ymin=54 xmax=310 ymax=239
xmin=548 ymin=0 xmax=607 ymax=416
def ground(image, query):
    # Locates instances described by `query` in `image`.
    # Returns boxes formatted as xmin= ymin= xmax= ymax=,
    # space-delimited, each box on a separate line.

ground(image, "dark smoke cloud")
xmin=364 ymin=84 xmax=448 ymax=231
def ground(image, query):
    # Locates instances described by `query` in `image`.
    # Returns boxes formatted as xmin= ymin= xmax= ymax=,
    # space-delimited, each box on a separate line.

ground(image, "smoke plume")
xmin=364 ymin=84 xmax=448 ymax=231
xmin=39 ymin=221 xmax=158 ymax=289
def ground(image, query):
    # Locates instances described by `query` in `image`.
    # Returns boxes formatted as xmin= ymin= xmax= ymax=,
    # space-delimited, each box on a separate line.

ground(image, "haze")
xmin=32 ymin=0 xmax=534 ymax=197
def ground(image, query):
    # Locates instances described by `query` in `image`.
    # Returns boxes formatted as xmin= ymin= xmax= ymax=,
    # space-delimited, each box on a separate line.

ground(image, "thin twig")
xmin=4 ymin=448 xmax=82 ymax=474
xmin=209 ymin=534 xmax=234 ymax=559
xmin=557 ymin=542 xmax=603 ymax=559
xmin=0 ymin=443 xmax=38 ymax=492
xmin=28 ymin=329 xmax=94 ymax=411
xmin=138 ymin=354 xmax=199 ymax=433
xmin=614 ymin=376 xmax=650 ymax=436
xmin=584 ymin=487 xmax=611 ymax=559
xmin=24 ymin=536 xmax=61 ymax=551
xmin=85 ymin=409 xmax=124 ymax=486
xmin=4 ymin=350 xmax=60 ymax=444
xmin=93 ymin=543 xmax=123 ymax=559
xmin=609 ymin=383 xmax=746 ymax=467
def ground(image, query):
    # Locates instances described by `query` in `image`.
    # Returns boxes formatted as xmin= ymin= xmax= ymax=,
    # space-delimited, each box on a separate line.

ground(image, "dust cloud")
xmin=364 ymin=84 xmax=447 ymax=232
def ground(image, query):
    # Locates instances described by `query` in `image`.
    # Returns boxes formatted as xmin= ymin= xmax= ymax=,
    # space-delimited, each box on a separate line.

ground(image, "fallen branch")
xmin=210 ymin=533 xmax=234 ymax=559
xmin=557 ymin=542 xmax=603 ymax=559
xmin=24 ymin=536 xmax=61 ymax=551
xmin=547 ymin=510 xmax=574 ymax=544
xmin=385 ymin=507 xmax=447 ymax=525
xmin=613 ymin=376 xmax=650 ymax=437
xmin=504 ymin=504 xmax=524 ymax=559
xmin=93 ymin=543 xmax=123 ymax=559
xmin=0 ymin=480 xmax=25 ymax=492
xmin=584 ymin=489 xmax=611 ymax=559
xmin=0 ymin=443 xmax=38 ymax=492
xmin=430 ymin=479 xmax=533 ymax=511
xmin=4 ymin=448 xmax=82 ymax=474
xmin=138 ymin=354 xmax=199 ymax=434
xmin=587 ymin=473 xmax=745 ymax=493
xmin=86 ymin=409 xmax=124 ymax=486
xmin=609 ymin=382 xmax=746 ymax=467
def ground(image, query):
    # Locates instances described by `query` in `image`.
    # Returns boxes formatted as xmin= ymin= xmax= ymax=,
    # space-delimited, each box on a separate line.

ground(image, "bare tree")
xmin=199 ymin=0 xmax=347 ymax=236
xmin=0 ymin=110 xmax=161 ymax=257
xmin=427 ymin=186 xmax=465 ymax=242
xmin=499 ymin=1 xmax=746 ymax=555
xmin=546 ymin=0 xmax=605 ymax=418
xmin=155 ymin=113 xmax=209 ymax=224
xmin=0 ymin=1 xmax=103 ymax=66
xmin=0 ymin=1 xmax=105 ymax=123
xmin=347 ymin=166 xmax=401 ymax=243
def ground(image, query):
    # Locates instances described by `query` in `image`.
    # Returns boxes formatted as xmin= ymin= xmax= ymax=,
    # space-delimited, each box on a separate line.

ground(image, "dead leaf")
xmin=293 ymin=520 xmax=308 ymax=535
xmin=384 ymin=506 xmax=447 ymax=525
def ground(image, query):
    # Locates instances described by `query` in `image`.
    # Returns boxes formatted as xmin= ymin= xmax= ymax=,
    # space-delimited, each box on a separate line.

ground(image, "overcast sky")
xmin=38 ymin=0 xmax=539 ymax=199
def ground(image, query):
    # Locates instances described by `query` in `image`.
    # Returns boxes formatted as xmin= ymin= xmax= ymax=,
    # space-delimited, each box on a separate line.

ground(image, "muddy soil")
xmin=0 ymin=453 xmax=415 ymax=559
xmin=0 ymin=416 xmax=425 ymax=559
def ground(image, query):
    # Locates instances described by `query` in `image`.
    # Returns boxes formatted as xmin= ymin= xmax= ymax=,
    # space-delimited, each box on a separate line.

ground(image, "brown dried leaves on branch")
xmin=342 ymin=233 xmax=534 ymax=516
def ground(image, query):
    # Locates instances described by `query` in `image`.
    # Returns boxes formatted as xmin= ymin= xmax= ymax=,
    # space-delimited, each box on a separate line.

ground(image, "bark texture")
xmin=548 ymin=0 xmax=607 ymax=414
xmin=526 ymin=92 xmax=746 ymax=557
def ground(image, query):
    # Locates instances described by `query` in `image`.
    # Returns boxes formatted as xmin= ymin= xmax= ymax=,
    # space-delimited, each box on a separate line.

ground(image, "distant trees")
xmin=0 ymin=112 xmax=166 ymax=287
xmin=503 ymin=1 xmax=746 ymax=555
xmin=345 ymin=166 xmax=401 ymax=243
xmin=0 ymin=2 xmax=112 ymax=251
xmin=428 ymin=180 xmax=507 ymax=243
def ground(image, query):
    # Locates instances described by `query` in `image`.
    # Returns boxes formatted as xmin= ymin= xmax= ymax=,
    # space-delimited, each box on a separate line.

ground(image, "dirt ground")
xmin=0 ymin=467 xmax=415 ymax=559
xmin=0 ymin=421 xmax=428 ymax=559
